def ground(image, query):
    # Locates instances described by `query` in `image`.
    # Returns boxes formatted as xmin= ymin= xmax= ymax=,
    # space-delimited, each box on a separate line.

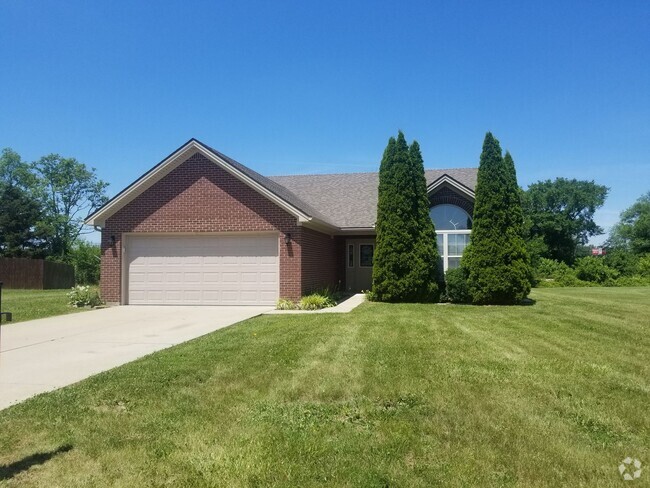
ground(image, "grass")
xmin=0 ymin=287 xmax=648 ymax=486
xmin=1 ymin=289 xmax=83 ymax=324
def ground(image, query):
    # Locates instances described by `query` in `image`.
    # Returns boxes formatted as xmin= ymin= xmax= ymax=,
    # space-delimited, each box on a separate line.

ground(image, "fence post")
xmin=0 ymin=281 xmax=11 ymax=324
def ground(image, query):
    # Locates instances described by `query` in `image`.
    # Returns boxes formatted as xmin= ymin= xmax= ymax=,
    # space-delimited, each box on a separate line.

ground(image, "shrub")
xmin=575 ymin=256 xmax=617 ymax=284
xmin=276 ymin=298 xmax=297 ymax=310
xmin=613 ymin=275 xmax=650 ymax=287
xmin=68 ymin=285 xmax=103 ymax=308
xmin=444 ymin=267 xmax=471 ymax=303
xmin=365 ymin=289 xmax=378 ymax=302
xmin=462 ymin=134 xmax=532 ymax=304
xmin=638 ymin=254 xmax=650 ymax=277
xmin=575 ymin=256 xmax=619 ymax=284
xmin=535 ymin=258 xmax=570 ymax=280
xmin=534 ymin=258 xmax=583 ymax=286
xmin=604 ymin=248 xmax=639 ymax=277
xmin=298 ymin=293 xmax=335 ymax=310
xmin=69 ymin=240 xmax=101 ymax=285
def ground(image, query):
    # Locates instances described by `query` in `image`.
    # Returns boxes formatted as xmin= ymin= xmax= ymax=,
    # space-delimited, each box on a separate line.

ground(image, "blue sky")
xmin=1 ymin=0 xmax=649 ymax=244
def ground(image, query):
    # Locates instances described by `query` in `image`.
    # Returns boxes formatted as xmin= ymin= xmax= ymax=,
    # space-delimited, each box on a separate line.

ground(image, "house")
xmin=86 ymin=139 xmax=476 ymax=305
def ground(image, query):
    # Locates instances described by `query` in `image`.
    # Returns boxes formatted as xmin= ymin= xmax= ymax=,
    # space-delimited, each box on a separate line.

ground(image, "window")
xmin=430 ymin=204 xmax=472 ymax=272
xmin=348 ymin=244 xmax=354 ymax=267
xmin=359 ymin=244 xmax=374 ymax=267
xmin=429 ymin=204 xmax=472 ymax=230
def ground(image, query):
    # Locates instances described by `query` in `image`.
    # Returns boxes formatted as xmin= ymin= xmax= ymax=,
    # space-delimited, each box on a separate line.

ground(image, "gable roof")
xmin=269 ymin=169 xmax=477 ymax=229
xmin=86 ymin=139 xmax=477 ymax=232
xmin=85 ymin=139 xmax=334 ymax=228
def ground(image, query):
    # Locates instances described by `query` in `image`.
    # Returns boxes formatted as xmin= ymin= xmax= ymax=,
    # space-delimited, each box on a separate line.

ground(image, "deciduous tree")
xmin=32 ymin=154 xmax=109 ymax=258
xmin=608 ymin=191 xmax=650 ymax=255
xmin=523 ymin=178 xmax=608 ymax=264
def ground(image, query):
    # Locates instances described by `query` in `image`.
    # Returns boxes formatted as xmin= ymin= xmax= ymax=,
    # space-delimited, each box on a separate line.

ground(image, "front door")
xmin=345 ymin=239 xmax=375 ymax=292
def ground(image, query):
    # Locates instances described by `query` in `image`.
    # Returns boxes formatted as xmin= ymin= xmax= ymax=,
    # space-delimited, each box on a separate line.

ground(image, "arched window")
xmin=429 ymin=204 xmax=472 ymax=230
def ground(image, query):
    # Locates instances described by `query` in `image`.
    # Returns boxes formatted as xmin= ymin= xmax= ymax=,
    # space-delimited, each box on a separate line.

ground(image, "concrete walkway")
xmin=0 ymin=305 xmax=271 ymax=410
xmin=264 ymin=293 xmax=366 ymax=314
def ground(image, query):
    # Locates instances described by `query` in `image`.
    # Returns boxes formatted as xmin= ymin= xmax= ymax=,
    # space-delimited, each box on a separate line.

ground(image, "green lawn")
xmin=0 ymin=289 xmax=82 ymax=324
xmin=0 ymin=288 xmax=648 ymax=487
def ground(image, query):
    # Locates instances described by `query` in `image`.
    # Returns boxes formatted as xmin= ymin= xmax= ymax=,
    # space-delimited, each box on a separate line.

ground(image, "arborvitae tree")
xmin=372 ymin=132 xmax=440 ymax=302
xmin=405 ymin=141 xmax=440 ymax=301
xmin=461 ymin=133 xmax=532 ymax=304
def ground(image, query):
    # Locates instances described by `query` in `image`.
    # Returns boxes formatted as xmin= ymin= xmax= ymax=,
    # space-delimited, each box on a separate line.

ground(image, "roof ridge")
xmin=269 ymin=167 xmax=476 ymax=178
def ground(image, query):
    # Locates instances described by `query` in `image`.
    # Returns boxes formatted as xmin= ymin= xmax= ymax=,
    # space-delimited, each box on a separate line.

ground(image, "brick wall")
xmin=100 ymin=152 xmax=302 ymax=303
xmin=299 ymin=228 xmax=345 ymax=294
xmin=429 ymin=185 xmax=474 ymax=215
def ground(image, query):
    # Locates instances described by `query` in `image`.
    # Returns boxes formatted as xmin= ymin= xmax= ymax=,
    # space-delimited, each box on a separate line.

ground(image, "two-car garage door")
xmin=126 ymin=234 xmax=279 ymax=305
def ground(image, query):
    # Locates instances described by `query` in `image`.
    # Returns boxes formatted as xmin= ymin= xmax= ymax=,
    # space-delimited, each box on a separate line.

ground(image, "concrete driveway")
xmin=0 ymin=306 xmax=271 ymax=410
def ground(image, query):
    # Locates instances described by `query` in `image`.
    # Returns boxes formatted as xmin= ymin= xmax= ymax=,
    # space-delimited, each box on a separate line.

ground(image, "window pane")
xmin=447 ymin=233 xmax=470 ymax=256
xmin=458 ymin=234 xmax=469 ymax=253
xmin=436 ymin=234 xmax=444 ymax=254
xmin=448 ymin=257 xmax=461 ymax=269
xmin=360 ymin=244 xmax=374 ymax=267
xmin=448 ymin=234 xmax=458 ymax=255
xmin=429 ymin=204 xmax=473 ymax=231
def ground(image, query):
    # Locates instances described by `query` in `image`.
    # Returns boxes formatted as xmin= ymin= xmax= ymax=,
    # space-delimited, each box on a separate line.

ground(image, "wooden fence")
xmin=0 ymin=258 xmax=75 ymax=289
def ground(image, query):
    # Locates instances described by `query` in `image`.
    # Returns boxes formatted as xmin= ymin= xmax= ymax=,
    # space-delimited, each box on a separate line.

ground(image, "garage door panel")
xmin=241 ymin=272 xmax=258 ymax=283
xmin=127 ymin=235 xmax=279 ymax=305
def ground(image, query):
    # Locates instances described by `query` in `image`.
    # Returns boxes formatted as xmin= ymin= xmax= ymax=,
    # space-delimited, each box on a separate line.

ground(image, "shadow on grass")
xmin=0 ymin=444 xmax=72 ymax=481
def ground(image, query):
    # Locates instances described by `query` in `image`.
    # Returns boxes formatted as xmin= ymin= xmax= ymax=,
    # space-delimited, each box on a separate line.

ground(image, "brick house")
xmin=86 ymin=139 xmax=476 ymax=305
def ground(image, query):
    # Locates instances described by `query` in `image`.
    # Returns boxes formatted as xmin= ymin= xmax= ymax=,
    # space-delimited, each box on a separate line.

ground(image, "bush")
xmin=575 ymin=256 xmax=619 ymax=284
xmin=444 ymin=267 xmax=471 ymax=303
xmin=69 ymin=240 xmax=101 ymax=285
xmin=298 ymin=293 xmax=335 ymax=310
xmin=613 ymin=275 xmax=650 ymax=287
xmin=276 ymin=298 xmax=297 ymax=310
xmin=638 ymin=254 xmax=650 ymax=277
xmin=534 ymin=258 xmax=584 ymax=286
xmin=67 ymin=285 xmax=103 ymax=308
xmin=604 ymin=248 xmax=639 ymax=277
xmin=535 ymin=258 xmax=570 ymax=280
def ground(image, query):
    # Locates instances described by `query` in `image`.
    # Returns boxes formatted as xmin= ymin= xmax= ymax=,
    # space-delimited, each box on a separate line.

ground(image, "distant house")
xmin=86 ymin=139 xmax=476 ymax=305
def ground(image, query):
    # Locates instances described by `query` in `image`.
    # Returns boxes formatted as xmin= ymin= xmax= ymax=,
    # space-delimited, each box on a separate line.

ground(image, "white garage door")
xmin=127 ymin=234 xmax=279 ymax=305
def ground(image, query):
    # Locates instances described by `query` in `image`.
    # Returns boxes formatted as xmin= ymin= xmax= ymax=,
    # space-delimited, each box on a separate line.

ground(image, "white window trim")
xmin=438 ymin=230 xmax=471 ymax=272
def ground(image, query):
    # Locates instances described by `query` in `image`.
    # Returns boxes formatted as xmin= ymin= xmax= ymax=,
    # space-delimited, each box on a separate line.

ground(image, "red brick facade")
xmin=429 ymin=185 xmax=474 ymax=215
xmin=100 ymin=152 xmax=342 ymax=303
xmin=300 ymin=228 xmax=346 ymax=293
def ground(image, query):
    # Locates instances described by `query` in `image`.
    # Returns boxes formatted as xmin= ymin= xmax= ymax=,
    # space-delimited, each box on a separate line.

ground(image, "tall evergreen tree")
xmin=372 ymin=132 xmax=439 ymax=302
xmin=462 ymin=133 xmax=532 ymax=304
xmin=405 ymin=140 xmax=440 ymax=301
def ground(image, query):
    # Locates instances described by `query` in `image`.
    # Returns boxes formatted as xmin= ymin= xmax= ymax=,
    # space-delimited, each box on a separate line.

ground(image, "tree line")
xmin=0 ymin=148 xmax=108 ymax=284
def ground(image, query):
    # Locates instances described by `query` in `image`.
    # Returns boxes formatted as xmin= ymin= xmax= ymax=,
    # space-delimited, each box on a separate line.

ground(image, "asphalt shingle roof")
xmin=86 ymin=138 xmax=477 ymax=229
xmin=200 ymin=142 xmax=333 ymax=223
xmin=268 ymin=168 xmax=477 ymax=228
